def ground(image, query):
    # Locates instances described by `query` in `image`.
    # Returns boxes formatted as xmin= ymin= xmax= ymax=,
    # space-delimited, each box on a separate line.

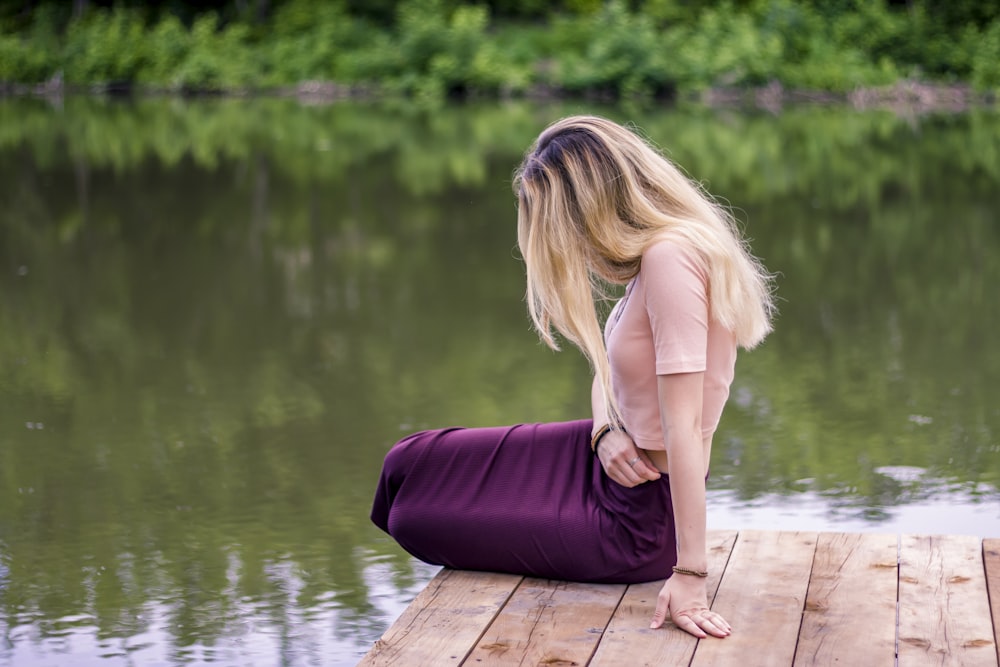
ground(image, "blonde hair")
xmin=513 ymin=115 xmax=775 ymax=426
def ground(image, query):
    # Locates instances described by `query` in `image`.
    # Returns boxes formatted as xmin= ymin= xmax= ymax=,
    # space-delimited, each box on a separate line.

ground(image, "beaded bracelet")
xmin=672 ymin=566 xmax=709 ymax=578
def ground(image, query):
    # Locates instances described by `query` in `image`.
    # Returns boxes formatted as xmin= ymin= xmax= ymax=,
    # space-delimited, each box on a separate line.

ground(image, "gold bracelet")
xmin=672 ymin=566 xmax=708 ymax=578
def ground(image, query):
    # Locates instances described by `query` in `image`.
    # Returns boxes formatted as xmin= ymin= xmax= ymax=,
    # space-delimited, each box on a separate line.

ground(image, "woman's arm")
xmin=649 ymin=370 xmax=730 ymax=638
xmin=659 ymin=371 xmax=707 ymax=571
xmin=590 ymin=377 xmax=660 ymax=487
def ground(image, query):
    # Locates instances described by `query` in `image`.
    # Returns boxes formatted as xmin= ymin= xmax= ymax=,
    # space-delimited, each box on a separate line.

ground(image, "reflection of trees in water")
xmin=3 ymin=98 xmax=999 ymax=207
xmin=0 ymin=99 xmax=998 ymax=659
xmin=715 ymin=165 xmax=999 ymax=502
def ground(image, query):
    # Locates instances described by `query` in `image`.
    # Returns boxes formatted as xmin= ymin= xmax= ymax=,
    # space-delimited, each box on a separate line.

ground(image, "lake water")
xmin=0 ymin=97 xmax=998 ymax=666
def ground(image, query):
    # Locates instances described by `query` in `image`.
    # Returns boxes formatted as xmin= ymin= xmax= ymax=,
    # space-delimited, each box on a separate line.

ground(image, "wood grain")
xmin=793 ymin=532 xmax=898 ymax=666
xmin=690 ymin=530 xmax=818 ymax=667
xmin=361 ymin=532 xmax=1000 ymax=666
xmin=589 ymin=530 xmax=738 ymax=667
xmin=357 ymin=568 xmax=522 ymax=666
xmin=464 ymin=578 xmax=626 ymax=666
xmin=898 ymin=534 xmax=997 ymax=666
xmin=983 ymin=539 xmax=1000 ymax=666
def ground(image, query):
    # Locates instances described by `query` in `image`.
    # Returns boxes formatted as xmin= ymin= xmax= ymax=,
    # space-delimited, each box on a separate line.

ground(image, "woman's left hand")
xmin=595 ymin=430 xmax=661 ymax=487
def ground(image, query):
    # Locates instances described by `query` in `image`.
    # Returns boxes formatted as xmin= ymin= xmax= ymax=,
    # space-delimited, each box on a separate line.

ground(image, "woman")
xmin=371 ymin=115 xmax=774 ymax=639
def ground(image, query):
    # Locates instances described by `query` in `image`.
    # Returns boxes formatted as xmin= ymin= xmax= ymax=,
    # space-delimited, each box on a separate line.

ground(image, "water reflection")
xmin=0 ymin=97 xmax=998 ymax=666
xmin=1 ymin=552 xmax=437 ymax=666
xmin=710 ymin=474 xmax=1000 ymax=536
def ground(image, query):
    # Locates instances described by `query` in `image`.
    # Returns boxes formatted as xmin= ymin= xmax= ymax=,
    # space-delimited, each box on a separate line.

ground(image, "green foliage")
xmin=825 ymin=1 xmax=910 ymax=67
xmin=138 ymin=14 xmax=192 ymax=86
xmin=0 ymin=33 xmax=55 ymax=83
xmin=662 ymin=3 xmax=784 ymax=89
xmin=549 ymin=1 xmax=670 ymax=97
xmin=62 ymin=7 xmax=148 ymax=84
xmin=0 ymin=5 xmax=61 ymax=83
xmin=169 ymin=13 xmax=257 ymax=90
xmin=468 ymin=28 xmax=535 ymax=94
xmin=640 ymin=0 xmax=749 ymax=25
xmin=260 ymin=0 xmax=358 ymax=85
xmin=341 ymin=0 xmax=530 ymax=100
xmin=971 ymin=20 xmax=1000 ymax=91
xmin=394 ymin=0 xmax=483 ymax=98
xmin=778 ymin=39 xmax=897 ymax=92
xmin=911 ymin=0 xmax=1000 ymax=33
xmin=804 ymin=0 xmax=975 ymax=80
xmin=5 ymin=5 xmax=258 ymax=90
xmin=1 ymin=0 xmax=998 ymax=97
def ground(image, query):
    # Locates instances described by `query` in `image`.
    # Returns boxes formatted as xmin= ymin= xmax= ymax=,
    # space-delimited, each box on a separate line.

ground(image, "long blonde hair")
xmin=513 ymin=115 xmax=775 ymax=426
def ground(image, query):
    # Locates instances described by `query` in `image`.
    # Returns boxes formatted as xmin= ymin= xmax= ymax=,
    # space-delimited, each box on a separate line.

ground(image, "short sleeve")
xmin=641 ymin=240 xmax=709 ymax=375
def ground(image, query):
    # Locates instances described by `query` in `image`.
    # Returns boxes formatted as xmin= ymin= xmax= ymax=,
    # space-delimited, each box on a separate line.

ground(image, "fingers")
xmin=673 ymin=614 xmax=708 ymax=639
xmin=652 ymin=597 xmax=731 ymax=639
xmin=650 ymin=589 xmax=670 ymax=629
xmin=600 ymin=449 xmax=645 ymax=488
xmin=694 ymin=610 xmax=731 ymax=638
xmin=634 ymin=452 xmax=661 ymax=481
xmin=600 ymin=440 xmax=661 ymax=488
xmin=618 ymin=457 xmax=647 ymax=487
xmin=616 ymin=454 xmax=660 ymax=486
xmin=650 ymin=578 xmax=730 ymax=639
xmin=673 ymin=608 xmax=731 ymax=639
xmin=598 ymin=449 xmax=631 ymax=487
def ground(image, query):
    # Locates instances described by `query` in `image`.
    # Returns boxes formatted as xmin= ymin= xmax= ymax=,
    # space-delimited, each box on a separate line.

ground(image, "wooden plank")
xmin=983 ymin=539 xmax=1000 ymax=666
xmin=898 ymin=535 xmax=997 ymax=666
xmin=463 ymin=578 xmax=625 ymax=666
xmin=793 ymin=532 xmax=898 ymax=666
xmin=690 ymin=530 xmax=818 ymax=667
xmin=589 ymin=530 xmax=738 ymax=666
xmin=357 ymin=568 xmax=523 ymax=666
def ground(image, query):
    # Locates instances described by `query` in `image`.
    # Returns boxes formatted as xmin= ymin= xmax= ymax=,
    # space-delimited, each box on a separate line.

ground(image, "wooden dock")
xmin=359 ymin=530 xmax=1000 ymax=666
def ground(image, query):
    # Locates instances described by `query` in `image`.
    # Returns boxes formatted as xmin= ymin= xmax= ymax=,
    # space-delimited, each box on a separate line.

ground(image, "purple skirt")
xmin=371 ymin=419 xmax=676 ymax=584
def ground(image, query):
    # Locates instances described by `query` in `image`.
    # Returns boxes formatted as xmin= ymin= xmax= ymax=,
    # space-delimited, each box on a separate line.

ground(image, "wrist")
xmin=590 ymin=423 xmax=624 ymax=455
xmin=672 ymin=565 xmax=708 ymax=578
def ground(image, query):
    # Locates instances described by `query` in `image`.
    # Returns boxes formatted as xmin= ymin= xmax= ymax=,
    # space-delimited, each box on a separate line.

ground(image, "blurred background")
xmin=1 ymin=2 xmax=1000 ymax=666
xmin=2 ymin=0 xmax=999 ymax=100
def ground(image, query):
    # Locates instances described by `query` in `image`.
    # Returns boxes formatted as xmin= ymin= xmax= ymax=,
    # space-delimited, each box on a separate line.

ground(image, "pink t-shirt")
xmin=604 ymin=239 xmax=737 ymax=450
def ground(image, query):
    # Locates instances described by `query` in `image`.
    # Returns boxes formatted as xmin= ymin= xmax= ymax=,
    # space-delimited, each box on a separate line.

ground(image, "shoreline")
xmin=702 ymin=80 xmax=996 ymax=114
xmin=3 ymin=78 xmax=997 ymax=114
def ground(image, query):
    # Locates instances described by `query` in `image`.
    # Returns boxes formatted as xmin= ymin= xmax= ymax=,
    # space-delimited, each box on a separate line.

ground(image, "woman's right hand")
xmin=595 ymin=430 xmax=662 ymax=487
xmin=650 ymin=573 xmax=731 ymax=638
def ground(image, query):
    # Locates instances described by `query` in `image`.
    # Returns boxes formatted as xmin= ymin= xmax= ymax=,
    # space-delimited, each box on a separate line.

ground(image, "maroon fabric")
xmin=371 ymin=419 xmax=676 ymax=584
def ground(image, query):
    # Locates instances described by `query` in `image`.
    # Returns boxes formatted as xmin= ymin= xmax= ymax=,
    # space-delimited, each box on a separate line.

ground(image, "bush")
xmin=549 ymin=1 xmax=671 ymax=98
xmin=62 ymin=7 xmax=148 ymax=84
xmin=466 ymin=29 xmax=534 ymax=95
xmin=260 ymin=0 xmax=363 ymax=85
xmin=138 ymin=15 xmax=192 ymax=87
xmin=970 ymin=20 xmax=1000 ymax=92
xmin=777 ymin=37 xmax=898 ymax=92
xmin=342 ymin=0 xmax=528 ymax=101
xmin=655 ymin=3 xmax=784 ymax=90
xmin=410 ymin=3 xmax=489 ymax=97
xmin=0 ymin=34 xmax=57 ymax=83
xmin=0 ymin=0 xmax=997 ymax=98
xmin=0 ymin=7 xmax=61 ymax=83
xmin=170 ymin=14 xmax=258 ymax=91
